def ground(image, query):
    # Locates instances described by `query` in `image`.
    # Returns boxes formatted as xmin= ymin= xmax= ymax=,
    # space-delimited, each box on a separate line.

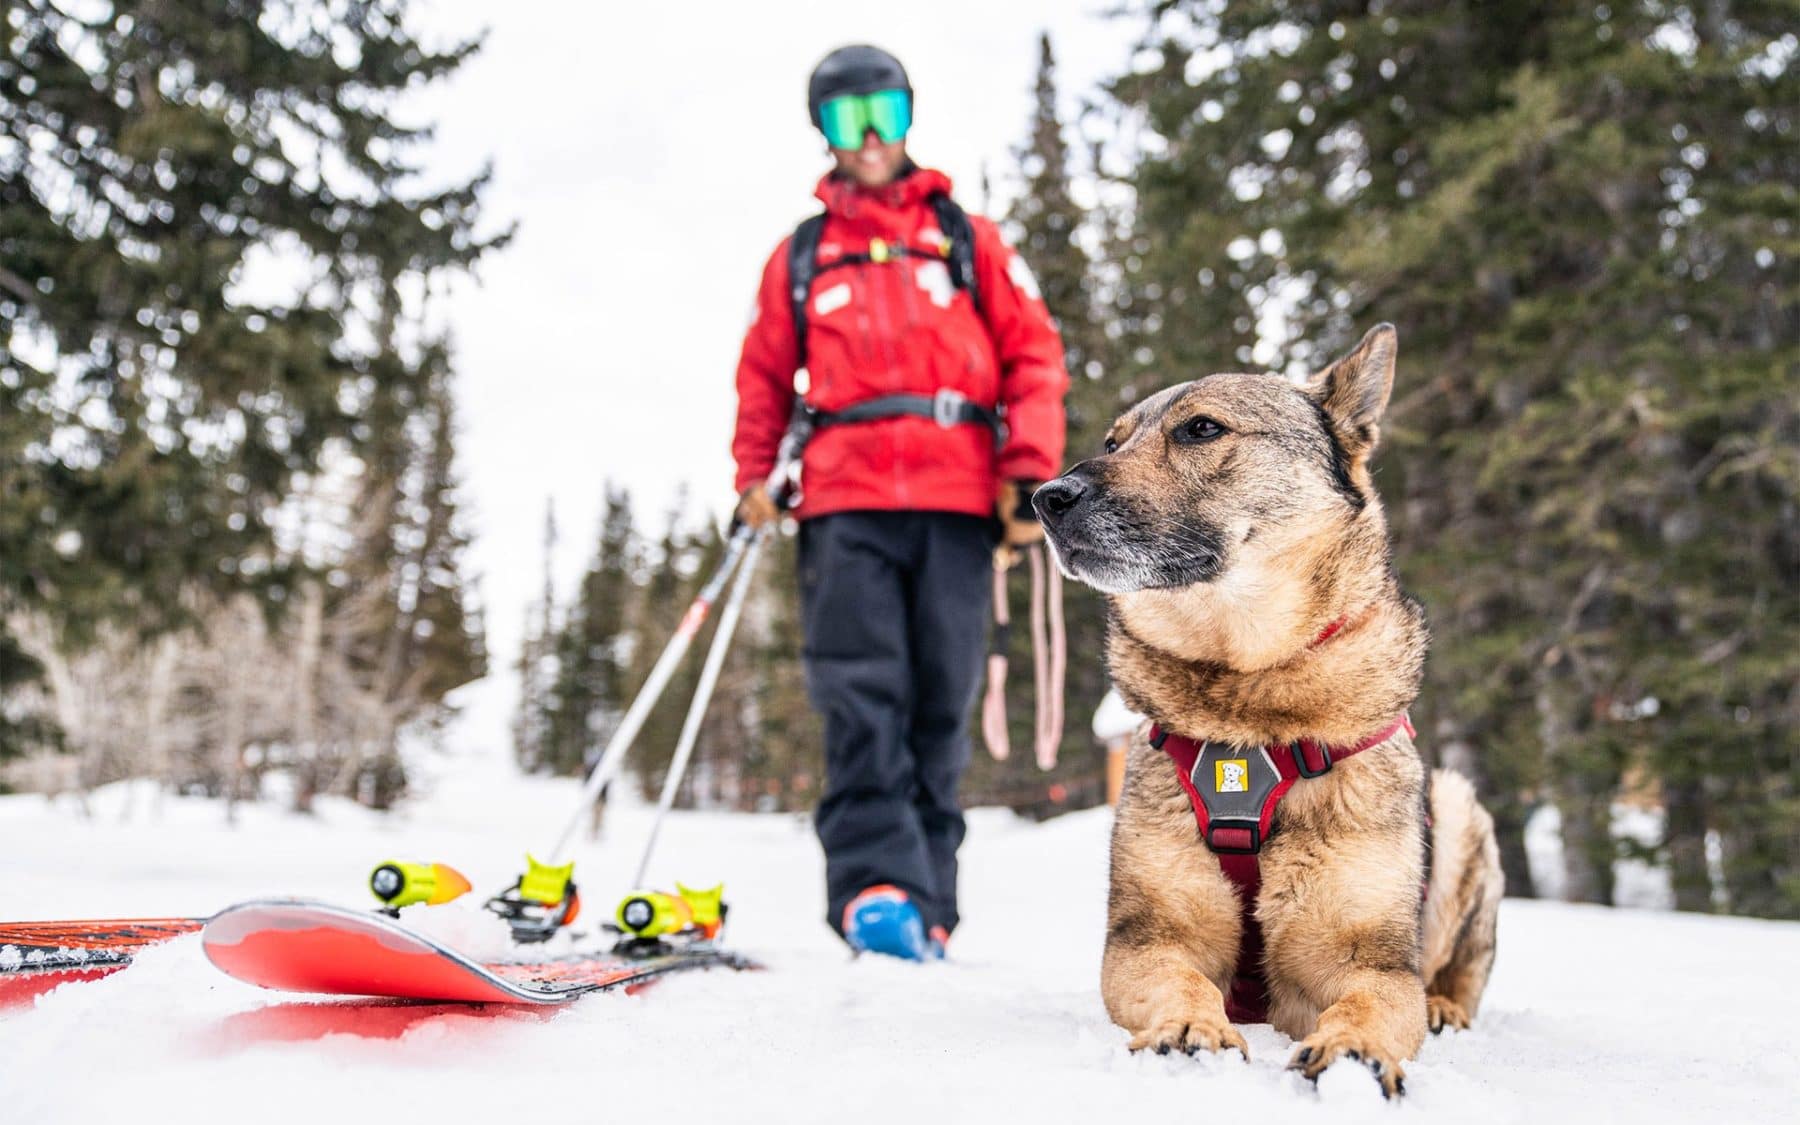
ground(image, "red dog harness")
xmin=1148 ymin=712 xmax=1415 ymax=1023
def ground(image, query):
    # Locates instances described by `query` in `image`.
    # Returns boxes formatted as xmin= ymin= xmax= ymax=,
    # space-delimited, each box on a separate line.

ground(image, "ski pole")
xmin=543 ymin=404 xmax=811 ymax=865
xmin=631 ymin=526 xmax=767 ymax=889
xmin=543 ymin=526 xmax=754 ymax=863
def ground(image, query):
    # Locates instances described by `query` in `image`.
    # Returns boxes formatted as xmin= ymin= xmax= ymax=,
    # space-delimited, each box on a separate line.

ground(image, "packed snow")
xmin=2 ymin=748 xmax=1794 ymax=1124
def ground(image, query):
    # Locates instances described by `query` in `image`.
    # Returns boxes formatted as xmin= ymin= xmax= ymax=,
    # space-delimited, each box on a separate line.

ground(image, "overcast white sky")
xmin=403 ymin=1 xmax=1146 ymax=755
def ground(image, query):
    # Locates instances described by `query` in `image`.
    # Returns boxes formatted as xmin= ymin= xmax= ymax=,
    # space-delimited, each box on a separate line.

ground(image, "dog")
xmin=1033 ymin=324 xmax=1502 ymax=1097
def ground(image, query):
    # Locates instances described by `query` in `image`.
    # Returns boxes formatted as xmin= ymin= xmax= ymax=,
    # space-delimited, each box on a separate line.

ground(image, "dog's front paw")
xmin=1127 ymin=1011 xmax=1249 ymax=1060
xmin=1426 ymin=994 xmax=1471 ymax=1034
xmin=1288 ymin=1032 xmax=1405 ymax=1098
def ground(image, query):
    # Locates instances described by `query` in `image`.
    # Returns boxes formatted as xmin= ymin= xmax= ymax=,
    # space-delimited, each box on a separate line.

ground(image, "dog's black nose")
xmin=1033 ymin=476 xmax=1087 ymax=525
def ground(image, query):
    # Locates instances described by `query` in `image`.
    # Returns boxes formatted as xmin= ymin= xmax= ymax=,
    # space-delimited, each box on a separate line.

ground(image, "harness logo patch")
xmin=1215 ymin=759 xmax=1250 ymax=793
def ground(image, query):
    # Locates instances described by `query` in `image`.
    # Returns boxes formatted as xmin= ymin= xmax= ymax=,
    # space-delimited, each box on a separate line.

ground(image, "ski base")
xmin=203 ymin=900 xmax=752 ymax=1005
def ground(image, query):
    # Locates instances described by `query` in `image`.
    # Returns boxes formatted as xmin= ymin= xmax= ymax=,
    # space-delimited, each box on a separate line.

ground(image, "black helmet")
xmin=807 ymin=45 xmax=911 ymax=128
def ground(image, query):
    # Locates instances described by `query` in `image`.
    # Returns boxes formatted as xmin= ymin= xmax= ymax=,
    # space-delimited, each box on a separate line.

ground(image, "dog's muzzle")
xmin=1031 ymin=473 xmax=1088 ymax=531
xmin=1033 ymin=469 xmax=1107 ymax=584
xmin=1033 ymin=464 xmax=1225 ymax=593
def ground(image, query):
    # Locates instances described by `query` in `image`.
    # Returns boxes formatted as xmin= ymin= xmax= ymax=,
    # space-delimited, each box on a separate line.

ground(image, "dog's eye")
xmin=1173 ymin=416 xmax=1226 ymax=444
xmin=1103 ymin=436 xmax=1118 ymax=454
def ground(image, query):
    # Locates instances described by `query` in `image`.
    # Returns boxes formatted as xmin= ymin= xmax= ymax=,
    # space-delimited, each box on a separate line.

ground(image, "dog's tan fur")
xmin=1035 ymin=325 xmax=1502 ymax=1096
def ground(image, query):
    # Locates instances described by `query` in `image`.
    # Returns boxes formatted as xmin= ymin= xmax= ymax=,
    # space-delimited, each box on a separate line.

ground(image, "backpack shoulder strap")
xmin=929 ymin=192 xmax=982 ymax=317
xmin=787 ymin=211 xmax=827 ymax=370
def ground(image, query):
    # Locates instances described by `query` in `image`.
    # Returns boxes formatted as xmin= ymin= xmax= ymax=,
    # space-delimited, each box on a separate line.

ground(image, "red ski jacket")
xmin=732 ymin=167 xmax=1068 ymax=520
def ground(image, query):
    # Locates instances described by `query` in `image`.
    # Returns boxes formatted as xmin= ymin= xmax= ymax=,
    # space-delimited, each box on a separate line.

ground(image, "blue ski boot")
xmin=842 ymin=885 xmax=929 ymax=961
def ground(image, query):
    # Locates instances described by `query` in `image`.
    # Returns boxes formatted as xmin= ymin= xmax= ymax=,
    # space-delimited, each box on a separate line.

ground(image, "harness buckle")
xmin=1293 ymin=740 xmax=1333 ymax=779
xmin=932 ymin=388 xmax=968 ymax=429
xmin=1206 ymin=821 xmax=1262 ymax=855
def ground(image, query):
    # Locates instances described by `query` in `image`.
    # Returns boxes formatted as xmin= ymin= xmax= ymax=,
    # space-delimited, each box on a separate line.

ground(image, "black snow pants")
xmin=798 ymin=510 xmax=993 ymax=939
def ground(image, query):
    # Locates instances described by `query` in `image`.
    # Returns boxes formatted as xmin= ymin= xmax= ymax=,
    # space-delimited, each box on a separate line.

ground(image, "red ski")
xmin=0 ymin=917 xmax=206 ymax=1008
xmin=202 ymin=900 xmax=751 ymax=1004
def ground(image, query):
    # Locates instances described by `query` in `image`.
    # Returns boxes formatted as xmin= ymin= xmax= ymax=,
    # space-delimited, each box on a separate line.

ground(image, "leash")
xmin=980 ymin=560 xmax=1012 ymax=762
xmin=1027 ymin=545 xmax=1065 ymax=770
xmin=980 ymin=542 xmax=1066 ymax=770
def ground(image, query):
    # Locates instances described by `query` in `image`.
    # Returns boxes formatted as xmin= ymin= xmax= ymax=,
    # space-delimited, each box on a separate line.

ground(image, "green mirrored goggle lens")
xmin=863 ymin=88 xmax=911 ymax=141
xmin=817 ymin=95 xmax=866 ymax=149
xmin=819 ymin=89 xmax=913 ymax=149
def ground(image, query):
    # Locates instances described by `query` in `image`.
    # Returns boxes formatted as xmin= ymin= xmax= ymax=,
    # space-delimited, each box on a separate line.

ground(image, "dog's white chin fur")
xmin=1044 ymin=539 xmax=1209 ymax=596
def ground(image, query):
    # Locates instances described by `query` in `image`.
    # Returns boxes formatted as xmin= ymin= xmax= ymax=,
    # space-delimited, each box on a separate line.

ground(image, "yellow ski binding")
xmin=369 ymin=861 xmax=472 ymax=911
xmin=614 ymin=882 xmax=725 ymax=942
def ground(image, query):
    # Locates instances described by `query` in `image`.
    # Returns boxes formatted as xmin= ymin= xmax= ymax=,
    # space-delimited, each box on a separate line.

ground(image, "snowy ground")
xmin=2 ymin=749 xmax=1795 ymax=1125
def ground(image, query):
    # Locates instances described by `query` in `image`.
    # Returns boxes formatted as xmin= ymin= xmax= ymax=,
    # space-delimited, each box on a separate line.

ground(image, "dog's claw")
xmin=1427 ymin=994 xmax=1472 ymax=1034
xmin=1288 ymin=1036 xmax=1406 ymax=1098
xmin=1129 ymin=1016 xmax=1250 ymax=1060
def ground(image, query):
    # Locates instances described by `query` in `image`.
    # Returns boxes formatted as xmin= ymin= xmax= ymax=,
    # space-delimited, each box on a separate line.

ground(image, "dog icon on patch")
xmin=1215 ymin=759 xmax=1250 ymax=793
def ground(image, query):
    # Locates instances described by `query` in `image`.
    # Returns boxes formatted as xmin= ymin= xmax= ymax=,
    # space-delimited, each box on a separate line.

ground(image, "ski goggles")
xmin=817 ymin=88 xmax=913 ymax=150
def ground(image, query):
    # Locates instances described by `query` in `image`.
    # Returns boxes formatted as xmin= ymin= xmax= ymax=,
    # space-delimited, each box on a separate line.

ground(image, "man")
xmin=731 ymin=45 xmax=1068 ymax=960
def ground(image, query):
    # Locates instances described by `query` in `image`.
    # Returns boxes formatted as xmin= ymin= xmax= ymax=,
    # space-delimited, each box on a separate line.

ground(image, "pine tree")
xmin=967 ymin=31 xmax=1117 ymax=812
xmin=1009 ymin=34 xmax=1108 ymax=404
xmin=0 ymin=0 xmax=506 ymax=757
xmin=395 ymin=345 xmax=486 ymax=721
xmin=0 ymin=633 xmax=53 ymax=767
xmin=628 ymin=494 xmax=711 ymax=800
xmin=543 ymin=488 xmax=635 ymax=777
xmin=309 ymin=276 xmax=483 ymax=807
xmin=1107 ymin=1 xmax=1797 ymax=915
xmin=513 ymin=500 xmax=559 ymax=773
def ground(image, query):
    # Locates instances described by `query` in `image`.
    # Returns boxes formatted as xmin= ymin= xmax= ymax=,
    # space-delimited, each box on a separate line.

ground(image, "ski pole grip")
xmin=765 ymin=401 xmax=816 ymax=513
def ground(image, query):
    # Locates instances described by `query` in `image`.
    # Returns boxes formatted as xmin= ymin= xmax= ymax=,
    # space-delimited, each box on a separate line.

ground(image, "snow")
xmin=3 ymin=750 xmax=1796 ymax=1124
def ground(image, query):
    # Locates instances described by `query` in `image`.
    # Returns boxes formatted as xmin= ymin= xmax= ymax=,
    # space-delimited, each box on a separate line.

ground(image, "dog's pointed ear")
xmin=1307 ymin=323 xmax=1397 ymax=458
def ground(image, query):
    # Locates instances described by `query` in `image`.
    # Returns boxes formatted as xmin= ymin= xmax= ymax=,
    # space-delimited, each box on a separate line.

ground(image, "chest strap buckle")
xmin=1206 ymin=822 xmax=1262 ymax=855
xmin=1293 ymin=740 xmax=1333 ymax=778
